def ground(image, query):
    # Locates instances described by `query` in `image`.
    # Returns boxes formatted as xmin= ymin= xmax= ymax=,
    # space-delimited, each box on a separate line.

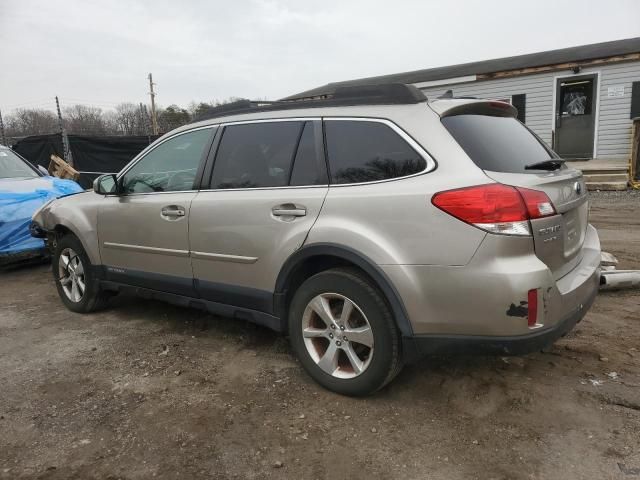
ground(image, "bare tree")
xmin=5 ymin=108 xmax=58 ymax=141
xmin=64 ymin=104 xmax=106 ymax=135
xmin=3 ymin=97 xmax=245 ymax=142
xmin=105 ymin=103 xmax=141 ymax=135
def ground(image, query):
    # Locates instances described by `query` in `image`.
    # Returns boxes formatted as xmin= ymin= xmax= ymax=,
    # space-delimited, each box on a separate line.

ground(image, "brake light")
xmin=518 ymin=187 xmax=556 ymax=219
xmin=488 ymin=100 xmax=511 ymax=109
xmin=431 ymin=184 xmax=556 ymax=236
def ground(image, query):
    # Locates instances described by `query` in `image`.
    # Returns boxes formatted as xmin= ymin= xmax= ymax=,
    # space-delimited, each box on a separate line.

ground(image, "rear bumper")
xmin=382 ymin=224 xmax=601 ymax=361
xmin=402 ymin=277 xmax=597 ymax=362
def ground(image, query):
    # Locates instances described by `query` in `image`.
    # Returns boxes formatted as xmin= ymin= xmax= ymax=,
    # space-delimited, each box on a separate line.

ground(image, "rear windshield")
xmin=442 ymin=114 xmax=558 ymax=173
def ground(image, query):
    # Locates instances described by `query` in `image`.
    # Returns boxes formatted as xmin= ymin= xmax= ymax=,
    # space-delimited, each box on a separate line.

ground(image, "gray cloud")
xmin=1 ymin=0 xmax=639 ymax=112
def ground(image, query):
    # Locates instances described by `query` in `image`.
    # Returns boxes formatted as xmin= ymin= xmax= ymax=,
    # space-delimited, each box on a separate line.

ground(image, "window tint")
xmin=290 ymin=122 xmax=327 ymax=186
xmin=122 ymin=128 xmax=213 ymax=193
xmin=324 ymin=120 xmax=426 ymax=184
xmin=211 ymin=122 xmax=303 ymax=189
xmin=441 ymin=114 xmax=557 ymax=173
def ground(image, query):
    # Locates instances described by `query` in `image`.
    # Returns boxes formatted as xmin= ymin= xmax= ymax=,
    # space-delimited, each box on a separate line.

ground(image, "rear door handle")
xmin=272 ymin=204 xmax=306 ymax=217
xmin=161 ymin=205 xmax=186 ymax=218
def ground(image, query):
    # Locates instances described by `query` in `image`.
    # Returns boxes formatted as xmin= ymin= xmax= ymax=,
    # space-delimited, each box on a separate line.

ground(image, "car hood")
xmin=0 ymin=176 xmax=83 ymax=195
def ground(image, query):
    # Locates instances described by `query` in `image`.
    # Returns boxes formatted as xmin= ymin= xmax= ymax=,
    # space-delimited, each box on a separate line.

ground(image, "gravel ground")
xmin=0 ymin=192 xmax=639 ymax=480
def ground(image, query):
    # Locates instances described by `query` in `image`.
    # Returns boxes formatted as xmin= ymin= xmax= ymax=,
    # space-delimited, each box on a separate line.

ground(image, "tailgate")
xmin=485 ymin=169 xmax=588 ymax=280
xmin=439 ymin=103 xmax=590 ymax=280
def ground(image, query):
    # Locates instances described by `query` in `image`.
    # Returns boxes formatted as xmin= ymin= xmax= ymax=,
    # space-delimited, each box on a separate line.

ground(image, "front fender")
xmin=34 ymin=191 xmax=102 ymax=265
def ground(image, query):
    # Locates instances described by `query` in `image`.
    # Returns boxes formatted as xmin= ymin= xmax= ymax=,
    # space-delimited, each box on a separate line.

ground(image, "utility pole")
xmin=148 ymin=73 xmax=159 ymax=135
xmin=0 ymin=109 xmax=6 ymax=146
xmin=55 ymin=96 xmax=73 ymax=166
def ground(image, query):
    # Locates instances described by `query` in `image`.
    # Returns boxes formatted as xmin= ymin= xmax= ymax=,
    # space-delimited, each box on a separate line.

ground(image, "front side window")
xmin=122 ymin=128 xmax=213 ymax=194
xmin=0 ymin=149 xmax=39 ymax=179
xmin=324 ymin=120 xmax=426 ymax=184
xmin=211 ymin=121 xmax=303 ymax=189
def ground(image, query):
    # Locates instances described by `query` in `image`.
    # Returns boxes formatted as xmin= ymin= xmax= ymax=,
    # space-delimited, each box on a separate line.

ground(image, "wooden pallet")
xmin=48 ymin=154 xmax=79 ymax=181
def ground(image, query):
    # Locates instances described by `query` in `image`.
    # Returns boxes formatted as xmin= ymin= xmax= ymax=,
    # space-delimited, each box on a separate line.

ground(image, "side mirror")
xmin=93 ymin=174 xmax=119 ymax=195
xmin=38 ymin=165 xmax=49 ymax=175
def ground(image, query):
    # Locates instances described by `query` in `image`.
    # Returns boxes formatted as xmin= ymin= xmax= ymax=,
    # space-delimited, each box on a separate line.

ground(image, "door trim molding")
xmin=551 ymin=70 xmax=601 ymax=158
xmin=191 ymin=251 xmax=258 ymax=264
xmin=103 ymin=242 xmax=190 ymax=257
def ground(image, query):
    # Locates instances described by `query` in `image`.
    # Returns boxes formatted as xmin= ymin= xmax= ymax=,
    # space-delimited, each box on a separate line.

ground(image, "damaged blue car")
xmin=0 ymin=145 xmax=83 ymax=266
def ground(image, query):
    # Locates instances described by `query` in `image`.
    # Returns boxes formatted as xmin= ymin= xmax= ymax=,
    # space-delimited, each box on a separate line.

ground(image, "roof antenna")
xmin=439 ymin=89 xmax=454 ymax=99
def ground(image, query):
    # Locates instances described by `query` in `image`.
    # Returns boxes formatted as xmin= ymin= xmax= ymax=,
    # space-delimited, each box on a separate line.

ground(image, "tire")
xmin=52 ymin=234 xmax=109 ymax=313
xmin=288 ymin=267 xmax=402 ymax=396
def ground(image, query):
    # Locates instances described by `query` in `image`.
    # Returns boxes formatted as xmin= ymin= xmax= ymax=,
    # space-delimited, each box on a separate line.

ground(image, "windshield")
xmin=442 ymin=114 xmax=560 ymax=173
xmin=0 ymin=149 xmax=40 ymax=179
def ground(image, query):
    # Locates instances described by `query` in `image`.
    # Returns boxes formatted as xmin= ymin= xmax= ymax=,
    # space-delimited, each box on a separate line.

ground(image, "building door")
xmin=554 ymin=75 xmax=597 ymax=159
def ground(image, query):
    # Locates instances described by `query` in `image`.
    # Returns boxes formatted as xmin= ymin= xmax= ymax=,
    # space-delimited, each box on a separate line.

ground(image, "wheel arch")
xmin=274 ymin=243 xmax=414 ymax=337
xmin=50 ymin=222 xmax=100 ymax=266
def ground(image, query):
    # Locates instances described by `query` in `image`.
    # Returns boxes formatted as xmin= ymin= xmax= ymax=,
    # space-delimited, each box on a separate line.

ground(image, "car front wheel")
xmin=53 ymin=234 xmax=109 ymax=313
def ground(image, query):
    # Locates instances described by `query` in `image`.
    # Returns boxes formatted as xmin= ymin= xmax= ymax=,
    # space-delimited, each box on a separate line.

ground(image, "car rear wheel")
xmin=53 ymin=234 xmax=109 ymax=313
xmin=289 ymin=268 xmax=402 ymax=396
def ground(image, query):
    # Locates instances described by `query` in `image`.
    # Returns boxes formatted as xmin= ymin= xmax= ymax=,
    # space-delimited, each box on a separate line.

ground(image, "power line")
xmin=0 ymin=98 xmax=59 ymax=109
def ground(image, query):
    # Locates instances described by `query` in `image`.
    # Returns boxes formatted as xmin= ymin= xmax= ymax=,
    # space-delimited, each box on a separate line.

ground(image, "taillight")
xmin=517 ymin=187 xmax=556 ymax=219
xmin=431 ymin=184 xmax=556 ymax=236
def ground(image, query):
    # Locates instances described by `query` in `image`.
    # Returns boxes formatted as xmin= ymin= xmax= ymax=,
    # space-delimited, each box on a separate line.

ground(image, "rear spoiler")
xmin=434 ymin=100 xmax=518 ymax=119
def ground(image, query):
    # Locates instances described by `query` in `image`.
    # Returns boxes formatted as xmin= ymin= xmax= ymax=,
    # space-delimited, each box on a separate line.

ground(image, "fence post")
xmin=55 ymin=96 xmax=74 ymax=167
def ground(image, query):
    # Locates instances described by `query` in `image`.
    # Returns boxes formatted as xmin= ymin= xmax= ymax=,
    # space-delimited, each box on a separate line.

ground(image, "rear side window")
xmin=290 ymin=122 xmax=328 ymax=186
xmin=442 ymin=114 xmax=557 ymax=173
xmin=324 ymin=120 xmax=426 ymax=184
xmin=211 ymin=122 xmax=302 ymax=189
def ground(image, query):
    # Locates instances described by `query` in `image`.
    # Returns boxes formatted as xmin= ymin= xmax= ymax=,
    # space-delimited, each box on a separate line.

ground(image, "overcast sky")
xmin=1 ymin=0 xmax=639 ymax=113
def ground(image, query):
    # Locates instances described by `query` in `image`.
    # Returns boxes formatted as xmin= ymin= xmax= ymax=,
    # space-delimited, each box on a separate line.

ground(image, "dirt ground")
xmin=1 ymin=192 xmax=639 ymax=480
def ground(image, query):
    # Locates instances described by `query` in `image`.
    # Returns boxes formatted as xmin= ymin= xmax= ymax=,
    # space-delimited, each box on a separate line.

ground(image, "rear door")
xmin=98 ymin=127 xmax=215 ymax=295
xmin=441 ymin=107 xmax=588 ymax=280
xmin=189 ymin=119 xmax=328 ymax=311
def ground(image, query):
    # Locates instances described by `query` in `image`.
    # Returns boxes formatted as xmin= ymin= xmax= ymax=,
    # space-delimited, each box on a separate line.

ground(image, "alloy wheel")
xmin=58 ymin=248 xmax=85 ymax=303
xmin=301 ymin=293 xmax=374 ymax=379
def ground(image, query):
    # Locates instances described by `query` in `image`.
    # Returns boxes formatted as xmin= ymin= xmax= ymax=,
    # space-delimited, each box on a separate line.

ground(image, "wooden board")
xmin=48 ymin=154 xmax=80 ymax=181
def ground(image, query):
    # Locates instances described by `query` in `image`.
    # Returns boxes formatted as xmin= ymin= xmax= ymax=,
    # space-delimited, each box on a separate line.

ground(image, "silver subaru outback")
xmin=31 ymin=84 xmax=600 ymax=396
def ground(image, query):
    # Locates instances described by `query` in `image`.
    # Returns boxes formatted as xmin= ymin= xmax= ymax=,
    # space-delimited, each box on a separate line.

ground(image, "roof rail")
xmin=192 ymin=83 xmax=427 ymax=122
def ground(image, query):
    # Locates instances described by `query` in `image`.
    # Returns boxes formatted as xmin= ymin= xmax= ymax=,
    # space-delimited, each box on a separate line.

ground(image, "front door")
xmin=98 ymin=127 xmax=215 ymax=296
xmin=554 ymin=75 xmax=597 ymax=159
xmin=189 ymin=120 xmax=329 ymax=312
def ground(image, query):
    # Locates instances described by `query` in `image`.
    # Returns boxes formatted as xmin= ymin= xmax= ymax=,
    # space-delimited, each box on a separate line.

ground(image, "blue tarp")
xmin=0 ymin=176 xmax=83 ymax=255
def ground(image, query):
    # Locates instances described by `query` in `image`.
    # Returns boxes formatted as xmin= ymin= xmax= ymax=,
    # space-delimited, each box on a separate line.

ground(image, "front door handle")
xmin=161 ymin=205 xmax=186 ymax=218
xmin=272 ymin=203 xmax=307 ymax=217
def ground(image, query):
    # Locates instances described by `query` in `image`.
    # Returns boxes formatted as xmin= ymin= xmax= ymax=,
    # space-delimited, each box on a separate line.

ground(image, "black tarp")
xmin=12 ymin=134 xmax=159 ymax=188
